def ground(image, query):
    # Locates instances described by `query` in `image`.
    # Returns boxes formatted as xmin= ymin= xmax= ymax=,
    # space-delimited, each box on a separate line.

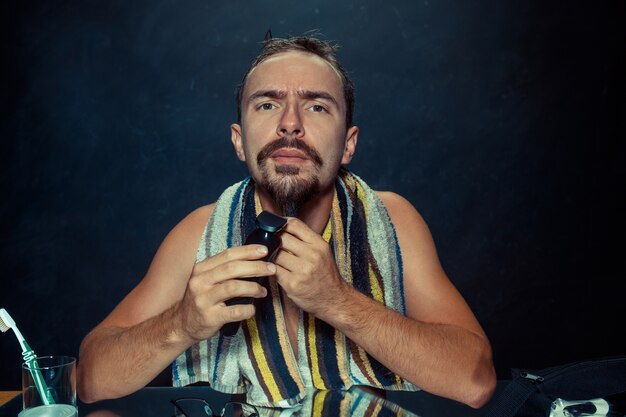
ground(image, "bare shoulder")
xmin=163 ymin=203 xmax=216 ymax=249
xmin=374 ymin=190 xmax=441 ymax=276
xmin=375 ymin=191 xmax=446 ymax=310
xmin=374 ymin=191 xmax=431 ymax=237
xmin=99 ymin=203 xmax=216 ymax=328
xmin=375 ymin=191 xmax=487 ymax=336
xmin=143 ymin=203 xmax=216 ymax=284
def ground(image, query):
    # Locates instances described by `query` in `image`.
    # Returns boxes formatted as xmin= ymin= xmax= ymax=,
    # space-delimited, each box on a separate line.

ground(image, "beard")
xmin=256 ymin=136 xmax=324 ymax=217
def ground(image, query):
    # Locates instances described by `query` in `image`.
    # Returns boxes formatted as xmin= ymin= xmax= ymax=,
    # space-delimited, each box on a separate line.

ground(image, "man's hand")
xmin=177 ymin=244 xmax=274 ymax=342
xmin=273 ymin=218 xmax=349 ymax=316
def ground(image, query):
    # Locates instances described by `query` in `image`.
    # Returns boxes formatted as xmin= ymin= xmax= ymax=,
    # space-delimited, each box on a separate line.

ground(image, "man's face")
xmin=231 ymin=51 xmax=358 ymax=215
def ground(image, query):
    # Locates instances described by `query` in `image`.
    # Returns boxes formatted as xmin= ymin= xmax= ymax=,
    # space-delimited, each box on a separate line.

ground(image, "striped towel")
xmin=173 ymin=169 xmax=418 ymax=407
xmin=253 ymin=387 xmax=413 ymax=417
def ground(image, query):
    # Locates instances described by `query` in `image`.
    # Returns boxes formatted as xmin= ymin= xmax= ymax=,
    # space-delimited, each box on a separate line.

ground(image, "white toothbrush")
xmin=0 ymin=308 xmax=55 ymax=405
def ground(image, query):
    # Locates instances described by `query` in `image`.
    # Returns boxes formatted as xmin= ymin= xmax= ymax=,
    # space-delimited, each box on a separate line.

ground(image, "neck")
xmin=255 ymin=182 xmax=335 ymax=235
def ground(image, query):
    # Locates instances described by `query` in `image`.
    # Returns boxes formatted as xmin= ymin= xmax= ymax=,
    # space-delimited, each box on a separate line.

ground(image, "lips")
xmin=270 ymin=148 xmax=309 ymax=163
xmin=257 ymin=137 xmax=324 ymax=168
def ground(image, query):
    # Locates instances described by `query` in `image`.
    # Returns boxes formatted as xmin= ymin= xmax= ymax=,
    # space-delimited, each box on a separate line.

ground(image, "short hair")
xmin=235 ymin=35 xmax=355 ymax=128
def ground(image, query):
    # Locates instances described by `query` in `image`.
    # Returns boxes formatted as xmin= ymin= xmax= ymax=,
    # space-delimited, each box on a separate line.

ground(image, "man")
xmin=77 ymin=35 xmax=496 ymax=409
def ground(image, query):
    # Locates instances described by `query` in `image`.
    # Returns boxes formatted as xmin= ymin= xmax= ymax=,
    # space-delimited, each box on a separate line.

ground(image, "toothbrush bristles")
xmin=0 ymin=308 xmax=15 ymax=332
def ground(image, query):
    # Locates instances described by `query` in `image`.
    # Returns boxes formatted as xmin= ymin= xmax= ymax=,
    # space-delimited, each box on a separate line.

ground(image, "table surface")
xmin=0 ymin=392 xmax=19 ymax=407
xmin=0 ymin=385 xmax=504 ymax=417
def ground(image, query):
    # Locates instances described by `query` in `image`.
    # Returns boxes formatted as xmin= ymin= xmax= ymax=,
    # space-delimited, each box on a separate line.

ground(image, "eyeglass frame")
xmin=171 ymin=397 xmax=260 ymax=417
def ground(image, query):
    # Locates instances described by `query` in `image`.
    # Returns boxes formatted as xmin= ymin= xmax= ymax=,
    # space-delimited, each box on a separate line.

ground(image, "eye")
xmin=309 ymin=104 xmax=327 ymax=113
xmin=258 ymin=103 xmax=276 ymax=111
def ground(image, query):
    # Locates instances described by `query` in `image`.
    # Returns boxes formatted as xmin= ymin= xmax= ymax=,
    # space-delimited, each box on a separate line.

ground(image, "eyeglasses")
xmin=171 ymin=397 xmax=259 ymax=417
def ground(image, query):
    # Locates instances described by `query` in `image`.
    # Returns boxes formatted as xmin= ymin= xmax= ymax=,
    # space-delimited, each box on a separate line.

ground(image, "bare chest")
xmin=281 ymin=289 xmax=300 ymax=357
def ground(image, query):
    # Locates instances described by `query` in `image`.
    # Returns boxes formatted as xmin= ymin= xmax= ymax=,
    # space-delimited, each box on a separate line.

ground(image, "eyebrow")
xmin=299 ymin=90 xmax=339 ymax=107
xmin=248 ymin=90 xmax=287 ymax=102
xmin=248 ymin=89 xmax=340 ymax=108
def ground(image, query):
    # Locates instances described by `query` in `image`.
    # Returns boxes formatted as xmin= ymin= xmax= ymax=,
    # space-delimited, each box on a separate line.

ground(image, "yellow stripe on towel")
xmin=308 ymin=314 xmax=327 ymax=389
xmin=248 ymin=318 xmax=282 ymax=401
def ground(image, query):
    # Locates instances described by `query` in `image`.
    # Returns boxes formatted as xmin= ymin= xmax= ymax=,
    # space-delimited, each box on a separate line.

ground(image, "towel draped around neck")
xmin=173 ymin=169 xmax=418 ymax=407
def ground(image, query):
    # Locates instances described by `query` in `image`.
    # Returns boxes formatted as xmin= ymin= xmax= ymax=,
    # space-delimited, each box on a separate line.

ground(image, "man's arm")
xmin=273 ymin=192 xmax=496 ymax=409
xmin=77 ymin=205 xmax=272 ymax=403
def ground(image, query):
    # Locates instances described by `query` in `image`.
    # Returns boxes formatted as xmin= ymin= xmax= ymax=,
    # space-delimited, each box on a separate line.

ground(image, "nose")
xmin=276 ymin=104 xmax=304 ymax=138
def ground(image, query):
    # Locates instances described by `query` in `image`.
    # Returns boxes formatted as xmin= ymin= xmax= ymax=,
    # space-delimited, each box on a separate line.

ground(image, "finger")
xmin=194 ymin=244 xmax=269 ymax=272
xmin=273 ymin=247 xmax=299 ymax=273
xmin=221 ymin=303 xmax=257 ymax=324
xmin=278 ymin=230 xmax=313 ymax=258
xmin=272 ymin=264 xmax=292 ymax=291
xmin=206 ymin=259 xmax=276 ymax=285
xmin=282 ymin=217 xmax=320 ymax=243
xmin=214 ymin=278 xmax=269 ymax=304
xmin=279 ymin=230 xmax=330 ymax=264
xmin=187 ymin=259 xmax=275 ymax=301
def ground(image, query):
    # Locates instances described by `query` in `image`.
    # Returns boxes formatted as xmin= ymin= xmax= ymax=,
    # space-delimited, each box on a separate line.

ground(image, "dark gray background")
xmin=1 ymin=0 xmax=624 ymax=390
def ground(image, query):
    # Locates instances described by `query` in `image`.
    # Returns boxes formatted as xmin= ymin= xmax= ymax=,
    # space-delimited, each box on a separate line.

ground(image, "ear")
xmin=230 ymin=123 xmax=246 ymax=162
xmin=341 ymin=126 xmax=358 ymax=165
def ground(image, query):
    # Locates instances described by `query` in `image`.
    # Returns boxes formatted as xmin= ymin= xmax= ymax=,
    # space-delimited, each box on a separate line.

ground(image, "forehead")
xmin=244 ymin=51 xmax=344 ymax=100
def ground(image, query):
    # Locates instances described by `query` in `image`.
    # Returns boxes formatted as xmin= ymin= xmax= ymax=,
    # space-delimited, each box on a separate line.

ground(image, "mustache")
xmin=256 ymin=136 xmax=324 ymax=168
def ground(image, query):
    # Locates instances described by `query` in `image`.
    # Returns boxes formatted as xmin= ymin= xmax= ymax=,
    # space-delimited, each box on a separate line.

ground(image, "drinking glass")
xmin=20 ymin=355 xmax=77 ymax=417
